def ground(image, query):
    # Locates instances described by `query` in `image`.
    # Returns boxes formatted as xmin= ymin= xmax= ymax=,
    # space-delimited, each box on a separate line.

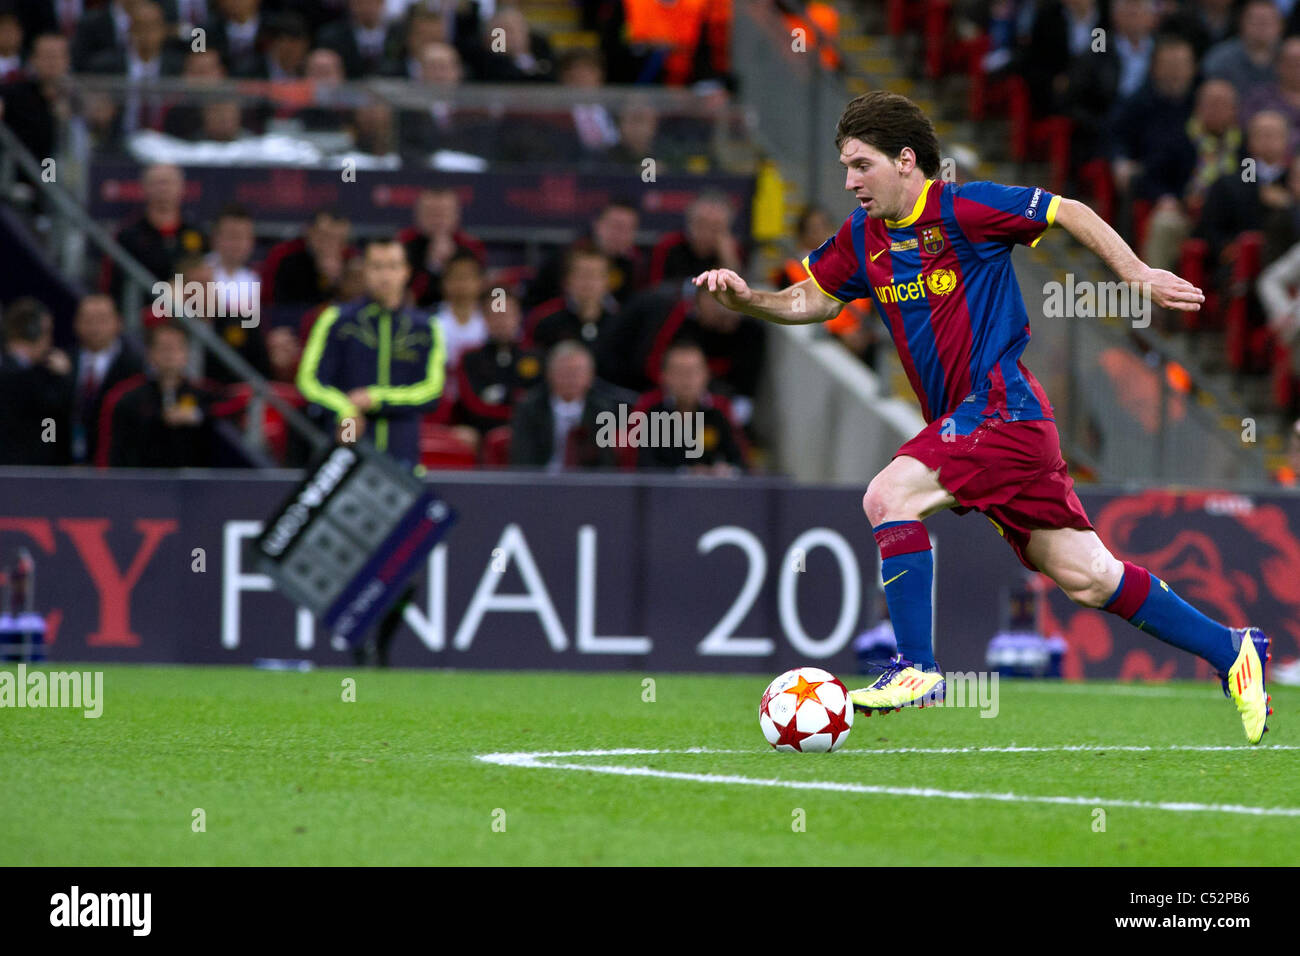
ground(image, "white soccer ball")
xmin=759 ymin=666 xmax=854 ymax=753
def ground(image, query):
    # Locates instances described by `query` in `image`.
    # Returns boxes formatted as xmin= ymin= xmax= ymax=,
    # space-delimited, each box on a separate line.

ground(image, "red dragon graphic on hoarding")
xmin=1039 ymin=490 xmax=1300 ymax=681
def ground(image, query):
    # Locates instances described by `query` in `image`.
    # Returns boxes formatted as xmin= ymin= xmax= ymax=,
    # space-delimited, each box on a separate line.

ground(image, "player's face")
xmin=839 ymin=137 xmax=908 ymax=220
xmin=364 ymin=245 xmax=410 ymax=305
xmin=75 ymin=298 xmax=121 ymax=352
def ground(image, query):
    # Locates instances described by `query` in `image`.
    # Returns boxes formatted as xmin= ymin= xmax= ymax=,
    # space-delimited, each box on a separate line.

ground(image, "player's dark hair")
xmin=835 ymin=91 xmax=942 ymax=179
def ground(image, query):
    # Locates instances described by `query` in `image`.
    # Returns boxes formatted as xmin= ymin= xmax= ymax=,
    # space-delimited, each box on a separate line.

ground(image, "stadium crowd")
xmin=0 ymin=0 xmax=763 ymax=474
xmin=939 ymin=0 xmax=1300 ymax=479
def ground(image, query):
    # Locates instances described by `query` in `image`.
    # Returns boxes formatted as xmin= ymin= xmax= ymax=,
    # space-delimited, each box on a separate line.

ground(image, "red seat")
xmin=1224 ymin=232 xmax=1265 ymax=371
xmin=481 ymin=425 xmax=512 ymax=466
xmin=418 ymin=421 xmax=477 ymax=470
xmin=208 ymin=382 xmax=306 ymax=464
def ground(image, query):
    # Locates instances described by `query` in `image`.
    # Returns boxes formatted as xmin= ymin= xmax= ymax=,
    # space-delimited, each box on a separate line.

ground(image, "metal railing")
xmin=0 ymin=118 xmax=329 ymax=458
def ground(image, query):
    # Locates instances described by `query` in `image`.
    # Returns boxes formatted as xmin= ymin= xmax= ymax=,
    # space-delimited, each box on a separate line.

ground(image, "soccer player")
xmin=694 ymin=91 xmax=1272 ymax=743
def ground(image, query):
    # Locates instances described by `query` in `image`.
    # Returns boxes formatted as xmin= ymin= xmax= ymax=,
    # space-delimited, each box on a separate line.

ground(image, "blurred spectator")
xmin=558 ymin=49 xmax=619 ymax=158
xmin=609 ymin=0 xmax=732 ymax=86
xmin=260 ymin=209 xmax=353 ymax=324
xmin=1202 ymin=0 xmax=1283 ymax=101
xmin=102 ymin=321 xmax=217 ymax=468
xmin=205 ymin=202 xmax=261 ymax=319
xmin=400 ymin=186 xmax=488 ymax=307
xmin=526 ymin=248 xmax=619 ymax=360
xmin=1017 ymin=0 xmax=1108 ymax=119
xmin=317 ymin=0 xmax=397 ymax=78
xmin=1261 ymin=154 xmax=1300 ymax=265
xmin=68 ymin=294 xmax=145 ymax=464
xmin=0 ymin=8 xmax=23 ymax=80
xmin=601 ymin=282 xmax=765 ymax=421
xmin=99 ymin=163 xmax=208 ymax=312
xmin=176 ymin=0 xmax=213 ymax=30
xmin=509 ymin=341 xmax=618 ymax=469
xmin=602 ymin=96 xmax=663 ymax=171
xmin=1181 ymin=79 xmax=1243 ymax=218
xmin=262 ymin=10 xmax=312 ymax=80
xmin=775 ymin=205 xmax=878 ymax=366
xmin=296 ymin=47 xmax=351 ymax=133
xmin=155 ymin=252 xmax=271 ymax=385
xmin=1110 ymin=35 xmax=1198 ymax=203
xmin=1108 ymin=35 xmax=1200 ymax=271
xmin=88 ymin=2 xmax=188 ymax=137
xmin=381 ymin=3 xmax=446 ymax=78
xmin=1242 ymin=37 xmax=1300 ymax=157
xmin=0 ymin=33 xmax=71 ymax=165
xmin=197 ymin=97 xmax=253 ymax=141
xmin=211 ymin=0 xmax=266 ymax=78
xmin=86 ymin=2 xmax=187 ymax=77
xmin=1158 ymin=0 xmax=1235 ymax=61
xmin=524 ymin=200 xmax=643 ymax=310
xmin=649 ymin=192 xmax=742 ymax=285
xmin=72 ymin=0 xmax=175 ymax=73
xmin=434 ymin=249 xmax=489 ymax=373
xmin=1196 ymin=109 xmax=1291 ymax=266
xmin=399 ymin=42 xmax=497 ymax=159
xmin=349 ymin=98 xmax=397 ymax=154
xmin=19 ymin=1 xmax=85 ymax=46
xmin=637 ymin=339 xmax=745 ymax=474
xmin=265 ymin=325 xmax=302 ymax=382
xmin=1258 ymin=167 xmax=1300 ymax=366
xmin=455 ymin=289 xmax=543 ymax=435
xmin=0 ymin=297 xmax=73 ymax=466
xmin=776 ymin=0 xmax=840 ymax=71
xmin=161 ymin=49 xmax=228 ymax=140
xmin=1108 ymin=0 xmax=1158 ymax=101
xmin=471 ymin=6 xmax=553 ymax=82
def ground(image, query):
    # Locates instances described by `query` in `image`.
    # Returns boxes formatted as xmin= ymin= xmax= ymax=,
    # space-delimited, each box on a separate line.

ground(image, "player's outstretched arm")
xmin=693 ymin=270 xmax=842 ymax=325
xmin=1053 ymin=198 xmax=1205 ymax=312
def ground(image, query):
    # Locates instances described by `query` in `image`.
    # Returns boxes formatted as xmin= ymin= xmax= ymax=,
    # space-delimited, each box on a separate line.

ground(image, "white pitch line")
xmin=475 ymin=748 xmax=1300 ymax=817
xmin=480 ymin=744 xmax=1300 ymax=758
xmin=1002 ymin=683 xmax=1218 ymax=699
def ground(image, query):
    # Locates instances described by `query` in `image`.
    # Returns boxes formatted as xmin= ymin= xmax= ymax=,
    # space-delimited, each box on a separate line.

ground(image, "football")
xmin=759 ymin=666 xmax=854 ymax=753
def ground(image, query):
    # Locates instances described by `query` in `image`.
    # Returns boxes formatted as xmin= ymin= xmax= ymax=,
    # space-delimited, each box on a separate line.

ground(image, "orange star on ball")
xmin=782 ymin=674 xmax=824 ymax=707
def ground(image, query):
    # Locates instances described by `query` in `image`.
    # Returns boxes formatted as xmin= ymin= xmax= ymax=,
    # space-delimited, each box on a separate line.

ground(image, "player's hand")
xmin=693 ymin=269 xmax=752 ymax=311
xmin=347 ymin=387 xmax=374 ymax=411
xmin=1135 ymin=266 xmax=1204 ymax=312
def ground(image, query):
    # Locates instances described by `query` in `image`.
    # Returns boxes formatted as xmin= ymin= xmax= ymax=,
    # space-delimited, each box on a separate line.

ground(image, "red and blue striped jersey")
xmin=803 ymin=179 xmax=1061 ymax=429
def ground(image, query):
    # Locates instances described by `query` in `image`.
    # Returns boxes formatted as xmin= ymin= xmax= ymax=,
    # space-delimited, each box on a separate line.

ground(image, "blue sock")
xmin=1103 ymin=561 xmax=1238 ymax=674
xmin=872 ymin=520 xmax=936 ymax=670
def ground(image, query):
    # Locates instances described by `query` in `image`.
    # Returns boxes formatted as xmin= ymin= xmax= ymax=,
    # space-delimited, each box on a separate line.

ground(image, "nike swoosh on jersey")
xmin=870 ymin=247 xmax=887 ymax=262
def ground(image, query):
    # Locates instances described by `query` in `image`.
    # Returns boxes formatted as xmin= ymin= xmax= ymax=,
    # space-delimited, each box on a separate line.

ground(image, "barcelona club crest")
xmin=922 ymin=226 xmax=945 ymax=255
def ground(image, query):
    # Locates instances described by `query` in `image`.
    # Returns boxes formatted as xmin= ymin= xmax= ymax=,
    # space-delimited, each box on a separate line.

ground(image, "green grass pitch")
xmin=2 ymin=665 xmax=1297 ymax=865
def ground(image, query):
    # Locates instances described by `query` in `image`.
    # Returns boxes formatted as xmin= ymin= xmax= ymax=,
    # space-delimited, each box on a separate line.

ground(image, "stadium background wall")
xmin=1 ymin=471 xmax=1297 ymax=680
